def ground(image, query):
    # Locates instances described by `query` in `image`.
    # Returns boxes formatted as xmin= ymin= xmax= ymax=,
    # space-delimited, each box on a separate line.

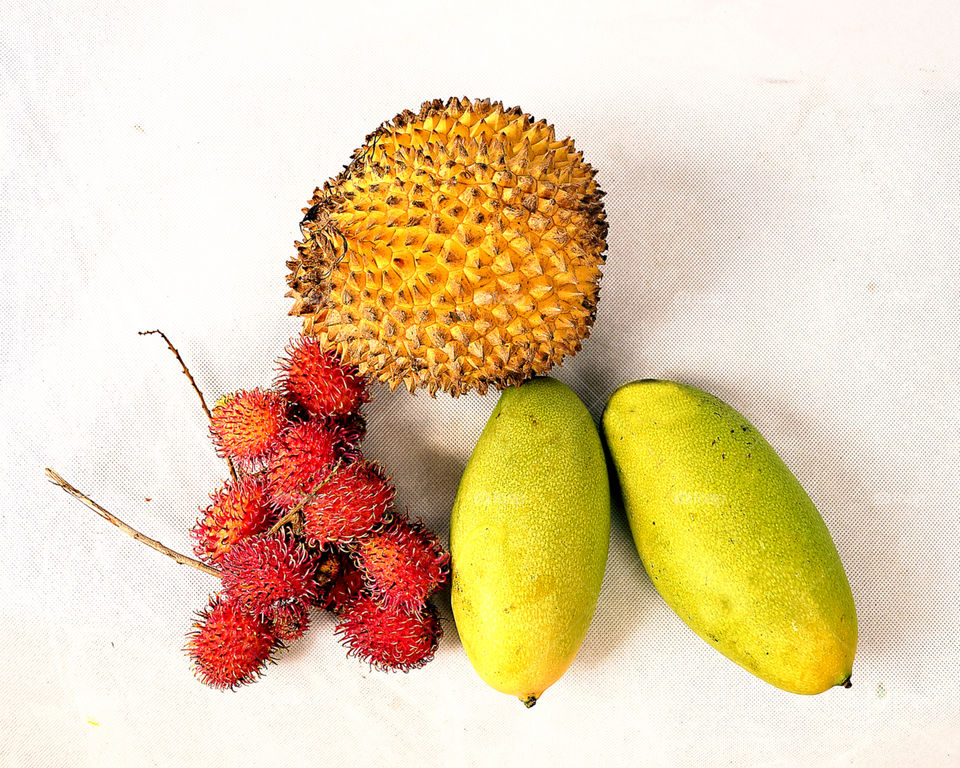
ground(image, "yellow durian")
xmin=286 ymin=97 xmax=607 ymax=396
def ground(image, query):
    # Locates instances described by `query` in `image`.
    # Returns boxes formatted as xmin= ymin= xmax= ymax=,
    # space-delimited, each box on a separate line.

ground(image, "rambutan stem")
xmin=266 ymin=460 xmax=343 ymax=536
xmin=138 ymin=329 xmax=239 ymax=484
xmin=45 ymin=468 xmax=221 ymax=578
xmin=267 ymin=508 xmax=302 ymax=537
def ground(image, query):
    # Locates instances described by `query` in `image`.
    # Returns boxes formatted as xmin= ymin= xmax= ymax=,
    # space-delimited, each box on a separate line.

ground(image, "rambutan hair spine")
xmin=186 ymin=594 xmax=280 ymax=690
xmin=301 ymin=459 xmax=396 ymax=547
xmin=267 ymin=420 xmax=348 ymax=509
xmin=335 ymin=595 xmax=443 ymax=673
xmin=219 ymin=532 xmax=325 ymax=617
xmin=348 ymin=512 xmax=451 ymax=613
xmin=209 ymin=387 xmax=291 ymax=471
xmin=191 ymin=474 xmax=279 ymax=564
xmin=277 ymin=335 xmax=370 ymax=418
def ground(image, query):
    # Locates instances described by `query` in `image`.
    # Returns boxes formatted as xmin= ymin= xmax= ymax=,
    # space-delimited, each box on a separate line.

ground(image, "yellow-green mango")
xmin=451 ymin=377 xmax=610 ymax=707
xmin=602 ymin=380 xmax=857 ymax=694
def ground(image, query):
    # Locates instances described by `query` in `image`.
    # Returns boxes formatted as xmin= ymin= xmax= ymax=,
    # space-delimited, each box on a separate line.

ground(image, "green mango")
xmin=602 ymin=380 xmax=857 ymax=694
xmin=451 ymin=378 xmax=610 ymax=707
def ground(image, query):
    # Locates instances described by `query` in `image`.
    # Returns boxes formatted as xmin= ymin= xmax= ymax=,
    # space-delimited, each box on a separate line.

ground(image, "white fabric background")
xmin=3 ymin=1 xmax=959 ymax=765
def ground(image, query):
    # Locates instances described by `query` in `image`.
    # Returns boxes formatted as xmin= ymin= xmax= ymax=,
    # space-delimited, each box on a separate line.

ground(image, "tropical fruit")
xmin=602 ymin=380 xmax=858 ymax=695
xmin=450 ymin=377 xmax=610 ymax=706
xmin=287 ymin=97 xmax=608 ymax=396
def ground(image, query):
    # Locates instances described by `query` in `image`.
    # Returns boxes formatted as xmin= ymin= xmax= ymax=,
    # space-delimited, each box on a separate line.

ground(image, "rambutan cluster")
xmin=185 ymin=336 xmax=449 ymax=689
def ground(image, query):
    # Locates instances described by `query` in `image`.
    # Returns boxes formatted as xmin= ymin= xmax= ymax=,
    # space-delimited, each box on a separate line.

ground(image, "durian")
xmin=287 ymin=97 xmax=608 ymax=396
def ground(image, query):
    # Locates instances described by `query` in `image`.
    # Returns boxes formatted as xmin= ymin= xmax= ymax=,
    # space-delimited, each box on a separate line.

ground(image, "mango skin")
xmin=602 ymin=380 xmax=857 ymax=695
xmin=451 ymin=378 xmax=610 ymax=706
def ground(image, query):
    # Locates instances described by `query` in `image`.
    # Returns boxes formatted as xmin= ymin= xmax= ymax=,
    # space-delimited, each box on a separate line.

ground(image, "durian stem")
xmin=266 ymin=460 xmax=343 ymax=536
xmin=44 ymin=468 xmax=221 ymax=578
xmin=138 ymin=329 xmax=239 ymax=484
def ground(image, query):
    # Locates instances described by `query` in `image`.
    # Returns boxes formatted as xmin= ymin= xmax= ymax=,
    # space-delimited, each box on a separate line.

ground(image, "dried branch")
xmin=265 ymin=460 xmax=343 ymax=536
xmin=139 ymin=329 xmax=238 ymax=483
xmin=45 ymin=467 xmax=220 ymax=578
xmin=267 ymin=507 xmax=303 ymax=537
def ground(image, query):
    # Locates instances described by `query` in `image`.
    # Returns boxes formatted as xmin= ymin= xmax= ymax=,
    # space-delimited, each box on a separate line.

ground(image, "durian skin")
xmin=287 ymin=97 xmax=608 ymax=396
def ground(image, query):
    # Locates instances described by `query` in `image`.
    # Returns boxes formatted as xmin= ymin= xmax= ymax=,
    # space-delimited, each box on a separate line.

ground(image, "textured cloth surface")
xmin=3 ymin=2 xmax=959 ymax=766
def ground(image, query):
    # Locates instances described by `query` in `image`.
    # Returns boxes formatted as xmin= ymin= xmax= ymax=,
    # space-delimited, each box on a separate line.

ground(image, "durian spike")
xmin=44 ymin=468 xmax=221 ymax=578
xmin=287 ymin=97 xmax=607 ymax=396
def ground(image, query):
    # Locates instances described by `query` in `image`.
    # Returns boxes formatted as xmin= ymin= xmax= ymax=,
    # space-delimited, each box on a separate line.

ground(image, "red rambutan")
xmin=267 ymin=601 xmax=311 ymax=642
xmin=318 ymin=555 xmax=367 ymax=613
xmin=335 ymin=596 xmax=442 ymax=672
xmin=191 ymin=476 xmax=277 ymax=563
xmin=302 ymin=460 xmax=395 ymax=546
xmin=219 ymin=533 xmax=319 ymax=616
xmin=350 ymin=514 xmax=451 ymax=612
xmin=267 ymin=420 xmax=344 ymax=508
xmin=185 ymin=594 xmax=277 ymax=689
xmin=329 ymin=412 xmax=366 ymax=461
xmin=277 ymin=335 xmax=369 ymax=417
xmin=209 ymin=388 xmax=289 ymax=469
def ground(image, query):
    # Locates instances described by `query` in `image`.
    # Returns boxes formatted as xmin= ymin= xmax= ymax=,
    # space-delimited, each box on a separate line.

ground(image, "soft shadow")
xmin=280 ymin=606 xmax=336 ymax=663
xmin=578 ymin=494 xmax=659 ymax=667
xmin=585 ymin=150 xmax=774 ymax=375
xmin=432 ymin=584 xmax=461 ymax=655
xmin=557 ymin=148 xmax=782 ymax=424
xmin=358 ymin=385 xmax=471 ymax=544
